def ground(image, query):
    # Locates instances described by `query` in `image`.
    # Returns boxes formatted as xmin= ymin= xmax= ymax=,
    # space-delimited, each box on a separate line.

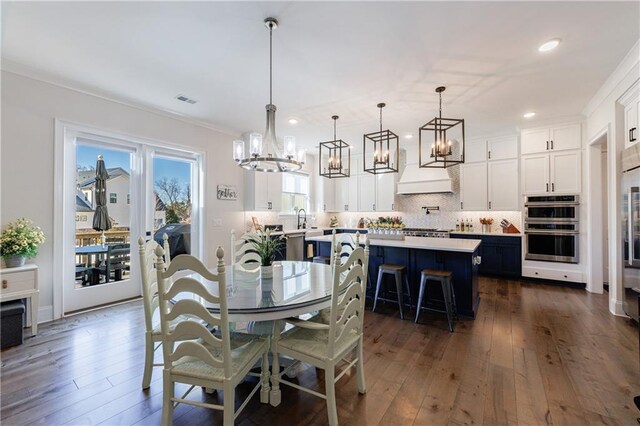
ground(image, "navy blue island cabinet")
xmin=309 ymin=236 xmax=481 ymax=319
xmin=451 ymin=233 xmax=522 ymax=278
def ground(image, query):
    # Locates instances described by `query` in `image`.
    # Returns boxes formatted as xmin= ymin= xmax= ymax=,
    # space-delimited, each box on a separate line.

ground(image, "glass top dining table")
xmin=176 ymin=261 xmax=335 ymax=322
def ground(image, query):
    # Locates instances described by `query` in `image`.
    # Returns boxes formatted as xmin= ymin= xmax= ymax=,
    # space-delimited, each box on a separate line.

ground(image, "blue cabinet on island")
xmin=305 ymin=234 xmax=482 ymax=318
xmin=451 ymin=232 xmax=522 ymax=278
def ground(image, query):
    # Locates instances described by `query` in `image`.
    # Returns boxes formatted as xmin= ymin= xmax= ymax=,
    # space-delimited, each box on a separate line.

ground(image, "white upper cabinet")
xmin=246 ymin=172 xmax=282 ymax=211
xmin=521 ymin=123 xmax=580 ymax=155
xmin=358 ymin=173 xmax=376 ymax=212
xmin=376 ymin=173 xmax=396 ymax=211
xmin=550 ymin=151 xmax=581 ymax=194
xmin=521 ymin=151 xmax=581 ymax=195
xmin=465 ymin=139 xmax=487 ymax=163
xmin=488 ymin=159 xmax=519 ymax=210
xmin=487 ymin=136 xmax=518 ymax=161
xmin=460 ymin=162 xmax=487 ymax=210
xmin=624 ymin=91 xmax=639 ymax=149
xmin=521 ymin=154 xmax=550 ymax=195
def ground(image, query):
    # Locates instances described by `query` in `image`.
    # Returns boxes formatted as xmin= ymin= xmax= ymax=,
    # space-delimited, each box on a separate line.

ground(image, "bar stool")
xmin=372 ymin=264 xmax=412 ymax=320
xmin=312 ymin=255 xmax=331 ymax=265
xmin=415 ymin=269 xmax=457 ymax=332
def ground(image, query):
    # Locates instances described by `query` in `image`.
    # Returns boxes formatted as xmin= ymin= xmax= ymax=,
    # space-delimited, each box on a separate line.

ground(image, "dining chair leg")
xmin=162 ymin=370 xmax=174 ymax=426
xmin=223 ymin=381 xmax=235 ymax=426
xmin=415 ymin=276 xmax=426 ymax=323
xmin=325 ymin=365 xmax=338 ymax=426
xmin=372 ymin=268 xmax=384 ymax=312
xmin=356 ymin=338 xmax=366 ymax=394
xmin=260 ymin=349 xmax=271 ymax=403
xmin=395 ymin=271 xmax=404 ymax=320
xmin=142 ymin=332 xmax=154 ymax=389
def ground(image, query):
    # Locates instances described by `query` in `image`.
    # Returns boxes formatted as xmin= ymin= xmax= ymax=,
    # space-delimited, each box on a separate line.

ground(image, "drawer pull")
xmin=2 ymin=280 xmax=7 ymax=289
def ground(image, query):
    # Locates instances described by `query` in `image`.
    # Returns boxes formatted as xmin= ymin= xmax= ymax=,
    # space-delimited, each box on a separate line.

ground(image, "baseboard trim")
xmin=519 ymin=276 xmax=586 ymax=289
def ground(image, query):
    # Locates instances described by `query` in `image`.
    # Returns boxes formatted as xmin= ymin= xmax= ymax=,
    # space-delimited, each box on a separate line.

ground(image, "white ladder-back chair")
xmin=154 ymin=246 xmax=270 ymax=426
xmin=138 ymin=234 xmax=171 ymax=390
xmin=231 ymin=230 xmax=261 ymax=270
xmin=331 ymin=232 xmax=360 ymax=266
xmin=270 ymin=240 xmax=370 ymax=426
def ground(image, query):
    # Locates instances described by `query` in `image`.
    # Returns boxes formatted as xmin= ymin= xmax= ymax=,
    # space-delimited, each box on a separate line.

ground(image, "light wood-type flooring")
xmin=1 ymin=277 xmax=639 ymax=425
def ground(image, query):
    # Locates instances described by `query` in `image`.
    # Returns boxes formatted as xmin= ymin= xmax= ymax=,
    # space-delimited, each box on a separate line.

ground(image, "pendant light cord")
xmin=439 ymin=91 xmax=442 ymax=119
xmin=379 ymin=105 xmax=383 ymax=133
xmin=269 ymin=22 xmax=273 ymax=105
xmin=333 ymin=117 xmax=337 ymax=141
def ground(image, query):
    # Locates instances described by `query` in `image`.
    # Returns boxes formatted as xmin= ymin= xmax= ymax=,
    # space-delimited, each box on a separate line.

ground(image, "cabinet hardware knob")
xmin=2 ymin=280 xmax=7 ymax=289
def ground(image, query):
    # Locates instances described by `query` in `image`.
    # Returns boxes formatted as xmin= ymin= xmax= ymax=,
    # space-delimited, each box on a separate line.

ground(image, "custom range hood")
xmin=396 ymin=162 xmax=453 ymax=194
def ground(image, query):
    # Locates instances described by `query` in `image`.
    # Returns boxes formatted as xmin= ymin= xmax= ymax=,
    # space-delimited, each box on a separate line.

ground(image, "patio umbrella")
xmin=92 ymin=155 xmax=112 ymax=245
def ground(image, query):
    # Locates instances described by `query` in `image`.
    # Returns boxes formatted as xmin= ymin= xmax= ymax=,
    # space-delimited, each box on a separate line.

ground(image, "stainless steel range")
xmin=403 ymin=228 xmax=451 ymax=238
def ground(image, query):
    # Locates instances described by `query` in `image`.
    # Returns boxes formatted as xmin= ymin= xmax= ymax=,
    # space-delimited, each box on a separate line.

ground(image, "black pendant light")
xmin=319 ymin=115 xmax=351 ymax=178
xmin=419 ymin=86 xmax=465 ymax=168
xmin=363 ymin=103 xmax=399 ymax=174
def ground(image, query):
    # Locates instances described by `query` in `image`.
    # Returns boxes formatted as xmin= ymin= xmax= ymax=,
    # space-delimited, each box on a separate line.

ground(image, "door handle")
xmin=323 ymin=204 xmax=326 ymax=211
xmin=631 ymin=127 xmax=637 ymax=142
xmin=550 ymin=140 xmax=554 ymax=149
xmin=488 ymin=151 xmax=491 ymax=159
xmin=552 ymin=183 xmax=555 ymax=192
xmin=2 ymin=280 xmax=7 ymax=289
xmin=392 ymin=203 xmax=395 ymax=210
xmin=489 ymin=201 xmax=492 ymax=210
xmin=268 ymin=202 xmax=272 ymax=210
xmin=546 ymin=141 xmax=549 ymax=150
xmin=546 ymin=183 xmax=549 ymax=192
xmin=345 ymin=204 xmax=348 ymax=211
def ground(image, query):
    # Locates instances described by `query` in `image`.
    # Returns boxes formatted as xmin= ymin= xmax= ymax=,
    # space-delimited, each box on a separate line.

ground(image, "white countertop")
xmin=305 ymin=234 xmax=481 ymax=253
xmin=450 ymin=231 xmax=522 ymax=238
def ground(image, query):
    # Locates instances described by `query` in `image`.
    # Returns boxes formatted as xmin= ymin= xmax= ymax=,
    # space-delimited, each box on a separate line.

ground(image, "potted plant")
xmin=0 ymin=218 xmax=46 ymax=268
xmin=247 ymin=229 xmax=285 ymax=278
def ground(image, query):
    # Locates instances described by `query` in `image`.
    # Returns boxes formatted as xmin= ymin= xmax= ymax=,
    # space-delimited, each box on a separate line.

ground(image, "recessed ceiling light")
xmin=404 ymin=133 xmax=414 ymax=139
xmin=523 ymin=112 xmax=536 ymax=119
xmin=538 ymin=38 xmax=561 ymax=52
xmin=288 ymin=118 xmax=298 ymax=125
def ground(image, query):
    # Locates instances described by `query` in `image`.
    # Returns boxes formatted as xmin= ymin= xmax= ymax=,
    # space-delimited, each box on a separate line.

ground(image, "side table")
xmin=0 ymin=264 xmax=39 ymax=336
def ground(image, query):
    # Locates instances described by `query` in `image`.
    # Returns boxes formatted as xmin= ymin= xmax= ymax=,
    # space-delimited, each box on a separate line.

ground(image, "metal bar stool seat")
xmin=312 ymin=256 xmax=331 ymax=265
xmin=372 ymin=264 xmax=412 ymax=320
xmin=415 ymin=268 xmax=457 ymax=332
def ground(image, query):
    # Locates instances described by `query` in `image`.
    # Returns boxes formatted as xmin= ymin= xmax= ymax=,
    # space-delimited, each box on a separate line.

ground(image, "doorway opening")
xmin=587 ymin=128 xmax=609 ymax=295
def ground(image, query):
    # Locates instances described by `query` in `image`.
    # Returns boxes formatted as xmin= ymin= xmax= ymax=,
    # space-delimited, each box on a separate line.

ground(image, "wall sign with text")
xmin=217 ymin=185 xmax=237 ymax=200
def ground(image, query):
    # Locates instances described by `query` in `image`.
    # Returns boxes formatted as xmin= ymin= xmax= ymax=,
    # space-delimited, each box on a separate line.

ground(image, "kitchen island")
xmin=305 ymin=234 xmax=482 ymax=318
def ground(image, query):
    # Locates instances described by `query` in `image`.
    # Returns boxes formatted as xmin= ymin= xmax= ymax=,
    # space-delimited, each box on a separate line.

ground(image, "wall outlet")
xmin=212 ymin=218 xmax=223 ymax=227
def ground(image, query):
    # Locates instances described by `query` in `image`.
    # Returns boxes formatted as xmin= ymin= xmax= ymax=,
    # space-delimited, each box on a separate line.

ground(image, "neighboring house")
xmin=75 ymin=190 xmax=94 ymax=229
xmin=76 ymin=167 xmax=166 ymax=229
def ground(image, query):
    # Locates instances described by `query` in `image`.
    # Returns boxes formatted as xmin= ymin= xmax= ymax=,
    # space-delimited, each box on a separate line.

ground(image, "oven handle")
xmin=524 ymin=202 xmax=579 ymax=207
xmin=525 ymin=219 xmax=579 ymax=225
xmin=524 ymin=230 xmax=579 ymax=235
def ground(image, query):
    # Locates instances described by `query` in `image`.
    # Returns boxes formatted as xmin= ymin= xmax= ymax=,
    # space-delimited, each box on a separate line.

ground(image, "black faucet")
xmin=297 ymin=208 xmax=307 ymax=229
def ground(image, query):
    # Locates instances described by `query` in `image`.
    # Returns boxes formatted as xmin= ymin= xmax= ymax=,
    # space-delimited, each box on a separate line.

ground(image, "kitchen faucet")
xmin=297 ymin=208 xmax=307 ymax=229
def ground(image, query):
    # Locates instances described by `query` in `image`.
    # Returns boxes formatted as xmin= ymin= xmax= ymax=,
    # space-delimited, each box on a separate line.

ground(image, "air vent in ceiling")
xmin=175 ymin=94 xmax=197 ymax=104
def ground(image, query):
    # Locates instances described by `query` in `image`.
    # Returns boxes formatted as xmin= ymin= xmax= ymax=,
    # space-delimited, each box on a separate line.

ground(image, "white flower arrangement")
xmin=0 ymin=218 xmax=46 ymax=258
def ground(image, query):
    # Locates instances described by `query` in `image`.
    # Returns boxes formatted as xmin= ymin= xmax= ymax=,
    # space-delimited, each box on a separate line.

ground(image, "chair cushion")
xmin=170 ymin=338 xmax=266 ymax=382
xmin=276 ymin=324 xmax=360 ymax=360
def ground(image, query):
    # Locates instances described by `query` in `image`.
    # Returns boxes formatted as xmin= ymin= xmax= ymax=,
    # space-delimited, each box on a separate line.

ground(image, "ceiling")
xmin=2 ymin=1 xmax=639 ymax=151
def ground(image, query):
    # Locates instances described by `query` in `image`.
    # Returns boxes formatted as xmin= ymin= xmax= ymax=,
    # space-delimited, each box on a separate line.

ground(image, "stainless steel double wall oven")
xmin=524 ymin=195 xmax=580 ymax=263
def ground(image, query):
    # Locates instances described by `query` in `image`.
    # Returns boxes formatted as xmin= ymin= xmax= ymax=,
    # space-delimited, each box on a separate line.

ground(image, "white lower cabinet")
xmin=488 ymin=159 xmax=519 ymax=210
xmin=460 ymin=163 xmax=487 ymax=210
xmin=522 ymin=151 xmax=580 ymax=195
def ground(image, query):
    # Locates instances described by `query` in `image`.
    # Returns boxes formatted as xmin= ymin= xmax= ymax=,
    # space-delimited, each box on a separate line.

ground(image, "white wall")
xmin=583 ymin=40 xmax=640 ymax=315
xmin=1 ymin=70 xmax=245 ymax=322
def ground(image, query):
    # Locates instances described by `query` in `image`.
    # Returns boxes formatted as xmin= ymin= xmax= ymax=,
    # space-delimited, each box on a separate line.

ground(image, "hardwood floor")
xmin=2 ymin=277 xmax=638 ymax=425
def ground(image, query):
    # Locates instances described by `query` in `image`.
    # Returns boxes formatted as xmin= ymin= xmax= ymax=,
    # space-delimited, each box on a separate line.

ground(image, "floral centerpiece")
xmin=0 ymin=218 xmax=46 ymax=268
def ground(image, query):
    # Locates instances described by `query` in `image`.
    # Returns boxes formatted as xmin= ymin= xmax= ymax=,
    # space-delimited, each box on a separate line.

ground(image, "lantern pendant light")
xmin=419 ymin=86 xmax=465 ymax=168
xmin=363 ymin=103 xmax=399 ymax=174
xmin=232 ymin=17 xmax=304 ymax=173
xmin=319 ymin=115 xmax=351 ymax=178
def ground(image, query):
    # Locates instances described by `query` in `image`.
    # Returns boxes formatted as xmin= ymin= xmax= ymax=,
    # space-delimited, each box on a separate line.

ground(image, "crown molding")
xmin=582 ymin=39 xmax=640 ymax=117
xmin=1 ymin=58 xmax=239 ymax=138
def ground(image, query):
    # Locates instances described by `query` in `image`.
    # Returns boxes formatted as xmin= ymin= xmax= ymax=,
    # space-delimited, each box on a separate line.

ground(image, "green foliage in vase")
xmin=0 ymin=218 xmax=46 ymax=258
xmin=247 ymin=229 xmax=285 ymax=266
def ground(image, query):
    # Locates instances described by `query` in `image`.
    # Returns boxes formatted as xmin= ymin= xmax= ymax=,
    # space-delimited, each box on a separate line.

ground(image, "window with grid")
xmin=281 ymin=172 xmax=310 ymax=214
